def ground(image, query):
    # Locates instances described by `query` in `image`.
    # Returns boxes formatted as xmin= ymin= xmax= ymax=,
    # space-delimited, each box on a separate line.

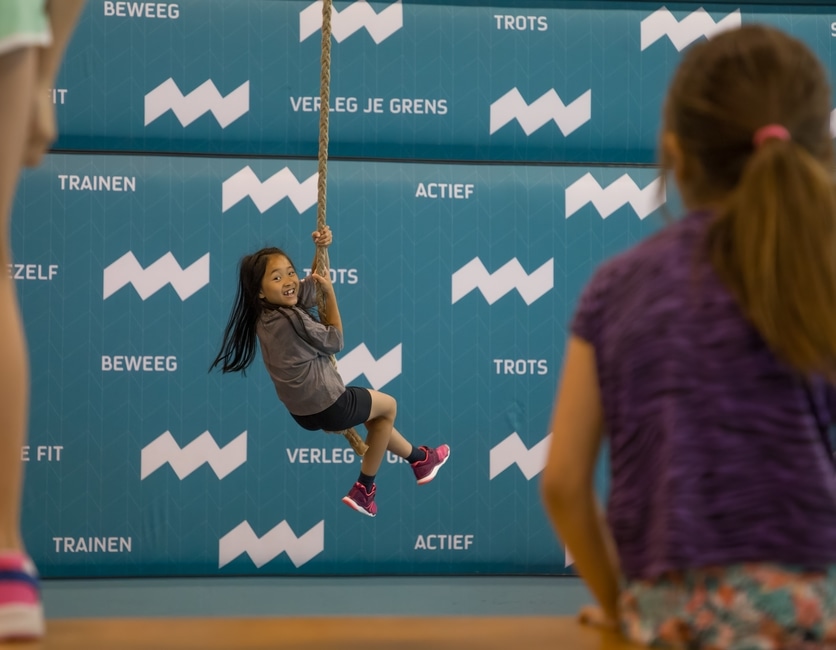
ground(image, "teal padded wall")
xmin=50 ymin=1 xmax=836 ymax=162
xmin=13 ymin=0 xmax=819 ymax=576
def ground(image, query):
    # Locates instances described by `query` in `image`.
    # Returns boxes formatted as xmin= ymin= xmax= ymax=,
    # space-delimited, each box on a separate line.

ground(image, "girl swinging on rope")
xmin=210 ymin=227 xmax=450 ymax=517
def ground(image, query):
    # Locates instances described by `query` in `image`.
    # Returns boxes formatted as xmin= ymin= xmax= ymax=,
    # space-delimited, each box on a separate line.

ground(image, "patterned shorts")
xmin=620 ymin=564 xmax=836 ymax=649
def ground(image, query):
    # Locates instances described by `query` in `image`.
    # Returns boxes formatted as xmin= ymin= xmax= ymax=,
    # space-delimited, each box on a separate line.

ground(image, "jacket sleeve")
xmin=298 ymin=276 xmax=317 ymax=309
xmin=301 ymin=316 xmax=344 ymax=355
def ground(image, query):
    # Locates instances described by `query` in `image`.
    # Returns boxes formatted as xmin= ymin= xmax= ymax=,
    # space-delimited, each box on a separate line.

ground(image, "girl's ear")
xmin=661 ymin=131 xmax=684 ymax=184
xmin=662 ymin=130 xmax=703 ymax=188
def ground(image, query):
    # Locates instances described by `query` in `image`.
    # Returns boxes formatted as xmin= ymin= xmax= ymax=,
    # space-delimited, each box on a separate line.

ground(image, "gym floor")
xmin=42 ymin=575 xmax=591 ymax=618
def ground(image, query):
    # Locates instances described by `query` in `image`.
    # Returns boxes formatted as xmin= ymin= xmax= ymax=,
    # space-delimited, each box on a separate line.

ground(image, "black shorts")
xmin=291 ymin=386 xmax=372 ymax=432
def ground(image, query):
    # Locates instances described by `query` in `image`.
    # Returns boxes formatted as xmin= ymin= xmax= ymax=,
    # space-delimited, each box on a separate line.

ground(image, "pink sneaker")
xmin=411 ymin=444 xmax=450 ymax=485
xmin=0 ymin=553 xmax=44 ymax=642
xmin=341 ymin=482 xmax=377 ymax=517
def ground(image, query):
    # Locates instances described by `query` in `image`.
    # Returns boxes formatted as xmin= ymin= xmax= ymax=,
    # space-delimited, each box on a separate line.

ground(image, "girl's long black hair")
xmin=210 ymin=247 xmax=289 ymax=374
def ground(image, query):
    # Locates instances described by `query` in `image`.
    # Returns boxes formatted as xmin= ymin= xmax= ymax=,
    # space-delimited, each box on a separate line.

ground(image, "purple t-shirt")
xmin=572 ymin=210 xmax=836 ymax=581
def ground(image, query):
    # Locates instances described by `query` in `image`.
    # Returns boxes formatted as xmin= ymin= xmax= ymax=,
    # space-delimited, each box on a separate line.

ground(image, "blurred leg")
xmin=0 ymin=46 xmax=37 ymax=551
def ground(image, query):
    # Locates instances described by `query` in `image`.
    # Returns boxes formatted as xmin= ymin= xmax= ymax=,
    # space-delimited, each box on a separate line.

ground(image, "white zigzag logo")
xmin=489 ymin=88 xmax=591 ymax=136
xmin=565 ymin=173 xmax=665 ymax=220
xmin=640 ymin=7 xmax=741 ymax=52
xmin=490 ymin=432 xmax=552 ymax=480
xmin=222 ymin=166 xmax=318 ymax=214
xmin=144 ymin=78 xmax=250 ymax=127
xmin=452 ymin=258 xmax=553 ymax=306
xmin=219 ymin=520 xmax=325 ymax=569
xmin=141 ymin=431 xmax=247 ymax=480
xmin=103 ymin=252 xmax=210 ymax=301
xmin=337 ymin=343 xmax=402 ymax=390
xmin=300 ymin=0 xmax=403 ymax=44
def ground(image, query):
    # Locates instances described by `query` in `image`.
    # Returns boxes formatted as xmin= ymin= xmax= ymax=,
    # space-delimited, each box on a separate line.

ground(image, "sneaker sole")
xmin=0 ymin=604 xmax=45 ymax=641
xmin=417 ymin=447 xmax=451 ymax=485
xmin=341 ymin=495 xmax=376 ymax=518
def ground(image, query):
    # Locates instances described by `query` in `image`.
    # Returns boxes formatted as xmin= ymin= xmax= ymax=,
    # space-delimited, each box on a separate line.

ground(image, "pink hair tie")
xmin=753 ymin=124 xmax=790 ymax=148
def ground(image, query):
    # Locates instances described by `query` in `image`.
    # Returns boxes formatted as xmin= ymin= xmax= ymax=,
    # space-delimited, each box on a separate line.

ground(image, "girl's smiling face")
xmin=259 ymin=254 xmax=299 ymax=306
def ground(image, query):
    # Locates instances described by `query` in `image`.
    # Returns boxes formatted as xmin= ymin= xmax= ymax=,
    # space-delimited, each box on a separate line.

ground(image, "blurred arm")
xmin=541 ymin=336 xmax=622 ymax=622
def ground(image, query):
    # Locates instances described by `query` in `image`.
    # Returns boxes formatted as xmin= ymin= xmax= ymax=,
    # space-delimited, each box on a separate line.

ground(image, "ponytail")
xmin=707 ymin=141 xmax=836 ymax=377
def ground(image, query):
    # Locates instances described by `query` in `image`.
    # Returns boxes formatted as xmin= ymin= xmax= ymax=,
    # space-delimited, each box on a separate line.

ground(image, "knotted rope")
xmin=315 ymin=0 xmax=368 ymax=456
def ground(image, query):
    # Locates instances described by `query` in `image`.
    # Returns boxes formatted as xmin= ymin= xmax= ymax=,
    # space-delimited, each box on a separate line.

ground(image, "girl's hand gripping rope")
xmin=309 ymin=269 xmax=336 ymax=297
xmin=312 ymin=226 xmax=332 ymax=248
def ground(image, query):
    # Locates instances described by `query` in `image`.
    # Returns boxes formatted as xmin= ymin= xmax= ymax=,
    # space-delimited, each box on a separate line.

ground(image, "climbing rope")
xmin=314 ymin=0 xmax=369 ymax=457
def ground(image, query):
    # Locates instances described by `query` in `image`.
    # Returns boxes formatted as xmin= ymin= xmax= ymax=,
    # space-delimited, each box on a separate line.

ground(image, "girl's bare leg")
xmin=386 ymin=427 xmax=414 ymax=458
xmin=360 ymin=390 xmax=397 ymax=476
